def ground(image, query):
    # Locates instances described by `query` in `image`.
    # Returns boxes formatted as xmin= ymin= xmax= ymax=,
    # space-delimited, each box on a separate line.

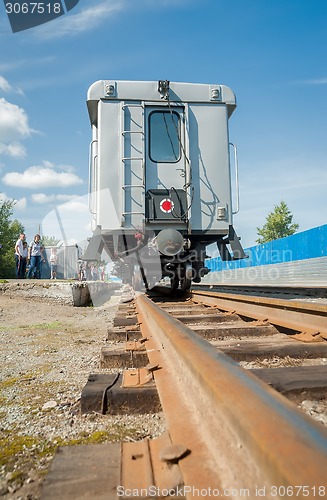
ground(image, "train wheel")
xmin=180 ymin=263 xmax=192 ymax=291
xmin=180 ymin=276 xmax=191 ymax=291
xmin=170 ymin=274 xmax=179 ymax=290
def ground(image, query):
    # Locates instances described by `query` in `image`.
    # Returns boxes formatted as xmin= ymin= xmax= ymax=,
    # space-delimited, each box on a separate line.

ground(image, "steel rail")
xmin=191 ymin=290 xmax=327 ymax=338
xmin=135 ymin=293 xmax=327 ymax=497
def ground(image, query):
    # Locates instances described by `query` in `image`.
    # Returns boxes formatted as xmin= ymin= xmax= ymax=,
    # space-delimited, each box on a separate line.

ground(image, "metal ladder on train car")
xmin=121 ymin=102 xmax=145 ymax=229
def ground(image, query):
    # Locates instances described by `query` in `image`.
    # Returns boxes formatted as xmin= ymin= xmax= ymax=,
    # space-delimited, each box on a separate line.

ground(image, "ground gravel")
xmin=0 ymin=281 xmax=166 ymax=499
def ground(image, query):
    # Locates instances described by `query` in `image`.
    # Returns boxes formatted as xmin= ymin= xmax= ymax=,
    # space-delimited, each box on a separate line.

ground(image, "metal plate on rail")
xmin=122 ymin=368 xmax=153 ymax=387
xmin=125 ymin=339 xmax=147 ymax=351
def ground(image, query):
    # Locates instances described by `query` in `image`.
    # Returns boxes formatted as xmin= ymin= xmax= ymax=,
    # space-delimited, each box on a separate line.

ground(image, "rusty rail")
xmin=191 ymin=290 xmax=327 ymax=339
xmin=135 ymin=293 xmax=327 ymax=497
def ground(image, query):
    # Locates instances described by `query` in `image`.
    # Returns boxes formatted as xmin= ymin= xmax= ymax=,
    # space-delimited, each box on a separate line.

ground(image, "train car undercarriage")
xmin=83 ymin=225 xmax=247 ymax=291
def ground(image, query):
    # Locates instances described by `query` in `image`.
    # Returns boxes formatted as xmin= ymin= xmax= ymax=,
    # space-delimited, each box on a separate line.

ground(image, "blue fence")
xmin=207 ymin=224 xmax=327 ymax=272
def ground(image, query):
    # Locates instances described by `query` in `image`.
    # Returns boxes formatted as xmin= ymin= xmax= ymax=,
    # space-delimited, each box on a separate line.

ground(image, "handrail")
xmin=88 ymin=139 xmax=98 ymax=214
xmin=122 ymin=130 xmax=144 ymax=135
xmin=122 ymin=103 xmax=144 ymax=109
xmin=121 ymin=101 xmax=145 ymax=222
xmin=122 ymin=211 xmax=145 ymax=215
xmin=229 ymin=142 xmax=239 ymax=214
xmin=122 ymin=157 xmax=143 ymax=161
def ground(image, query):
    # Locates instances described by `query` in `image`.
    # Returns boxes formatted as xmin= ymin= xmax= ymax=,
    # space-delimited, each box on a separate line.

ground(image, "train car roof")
xmin=86 ymin=80 xmax=236 ymax=125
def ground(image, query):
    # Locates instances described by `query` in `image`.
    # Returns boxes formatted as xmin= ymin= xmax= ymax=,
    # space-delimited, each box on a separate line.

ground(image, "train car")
xmin=85 ymin=79 xmax=246 ymax=290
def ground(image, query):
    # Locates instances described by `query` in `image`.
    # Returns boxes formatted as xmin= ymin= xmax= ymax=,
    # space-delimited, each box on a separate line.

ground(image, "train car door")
xmin=145 ymin=106 xmax=188 ymax=224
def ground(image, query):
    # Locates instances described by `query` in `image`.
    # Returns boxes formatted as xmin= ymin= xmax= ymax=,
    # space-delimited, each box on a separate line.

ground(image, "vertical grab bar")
xmin=88 ymin=139 xmax=97 ymax=214
xmin=229 ymin=142 xmax=239 ymax=215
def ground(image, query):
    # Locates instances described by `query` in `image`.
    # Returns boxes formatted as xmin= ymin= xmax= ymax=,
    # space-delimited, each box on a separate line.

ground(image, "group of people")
xmin=78 ymin=261 xmax=105 ymax=281
xmin=15 ymin=233 xmax=58 ymax=280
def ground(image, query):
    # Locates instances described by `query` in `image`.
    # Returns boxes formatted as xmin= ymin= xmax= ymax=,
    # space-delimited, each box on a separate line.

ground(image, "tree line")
xmin=0 ymin=199 xmax=62 ymax=279
xmin=0 ymin=200 xmax=24 ymax=279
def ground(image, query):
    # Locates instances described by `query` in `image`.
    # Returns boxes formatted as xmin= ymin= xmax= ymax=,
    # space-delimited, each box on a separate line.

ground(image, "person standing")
xmin=15 ymin=233 xmax=25 ymax=278
xmin=21 ymin=241 xmax=28 ymax=278
xmin=49 ymin=248 xmax=58 ymax=279
xmin=27 ymin=234 xmax=45 ymax=279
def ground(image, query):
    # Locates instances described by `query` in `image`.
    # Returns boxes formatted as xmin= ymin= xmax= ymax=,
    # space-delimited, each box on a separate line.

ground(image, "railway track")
xmin=42 ymin=286 xmax=327 ymax=499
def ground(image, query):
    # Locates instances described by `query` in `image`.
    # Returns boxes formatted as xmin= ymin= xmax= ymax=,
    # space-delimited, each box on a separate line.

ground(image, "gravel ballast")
xmin=0 ymin=282 xmax=166 ymax=499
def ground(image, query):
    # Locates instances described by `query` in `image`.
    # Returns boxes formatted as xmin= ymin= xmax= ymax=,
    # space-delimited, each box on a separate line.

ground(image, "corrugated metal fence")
xmin=204 ymin=224 xmax=327 ymax=286
xmin=43 ymin=245 xmax=81 ymax=280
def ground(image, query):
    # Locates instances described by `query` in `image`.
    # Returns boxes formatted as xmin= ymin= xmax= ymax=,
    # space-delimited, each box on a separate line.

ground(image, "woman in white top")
xmin=27 ymin=234 xmax=45 ymax=279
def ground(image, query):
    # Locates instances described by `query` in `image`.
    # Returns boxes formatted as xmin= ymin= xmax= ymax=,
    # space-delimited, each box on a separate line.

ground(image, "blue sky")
xmin=0 ymin=0 xmax=326 ymax=251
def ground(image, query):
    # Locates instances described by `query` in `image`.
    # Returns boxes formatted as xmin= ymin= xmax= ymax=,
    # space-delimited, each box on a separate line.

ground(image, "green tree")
xmin=0 ymin=199 xmax=25 ymax=278
xmin=42 ymin=235 xmax=61 ymax=247
xmin=256 ymin=201 xmax=299 ymax=244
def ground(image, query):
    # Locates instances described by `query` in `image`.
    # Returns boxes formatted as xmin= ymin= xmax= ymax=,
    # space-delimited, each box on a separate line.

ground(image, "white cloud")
xmin=59 ymin=164 xmax=78 ymax=173
xmin=42 ymin=160 xmax=55 ymax=169
xmin=32 ymin=193 xmax=79 ymax=204
xmin=0 ymin=76 xmax=23 ymax=95
xmin=0 ymin=98 xmax=34 ymax=158
xmin=36 ymin=0 xmax=124 ymax=38
xmin=14 ymin=197 xmax=27 ymax=210
xmin=0 ymin=98 xmax=31 ymax=140
xmin=59 ymin=200 xmax=89 ymax=213
xmin=0 ymin=142 xmax=26 ymax=158
xmin=0 ymin=192 xmax=26 ymax=210
xmin=2 ymin=163 xmax=83 ymax=189
xmin=0 ymin=192 xmax=9 ymax=203
xmin=0 ymin=76 xmax=12 ymax=92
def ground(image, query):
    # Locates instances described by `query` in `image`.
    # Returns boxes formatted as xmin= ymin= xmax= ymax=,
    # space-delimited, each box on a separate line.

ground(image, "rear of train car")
xmin=85 ymin=80 xmax=246 ymax=290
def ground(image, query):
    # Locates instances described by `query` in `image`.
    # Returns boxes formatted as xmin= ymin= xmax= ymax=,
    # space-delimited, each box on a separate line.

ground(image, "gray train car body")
xmin=86 ymin=80 xmax=246 ymax=290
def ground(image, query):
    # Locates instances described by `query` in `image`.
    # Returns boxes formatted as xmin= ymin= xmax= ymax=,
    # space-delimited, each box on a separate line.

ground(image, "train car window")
xmin=149 ymin=111 xmax=180 ymax=163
